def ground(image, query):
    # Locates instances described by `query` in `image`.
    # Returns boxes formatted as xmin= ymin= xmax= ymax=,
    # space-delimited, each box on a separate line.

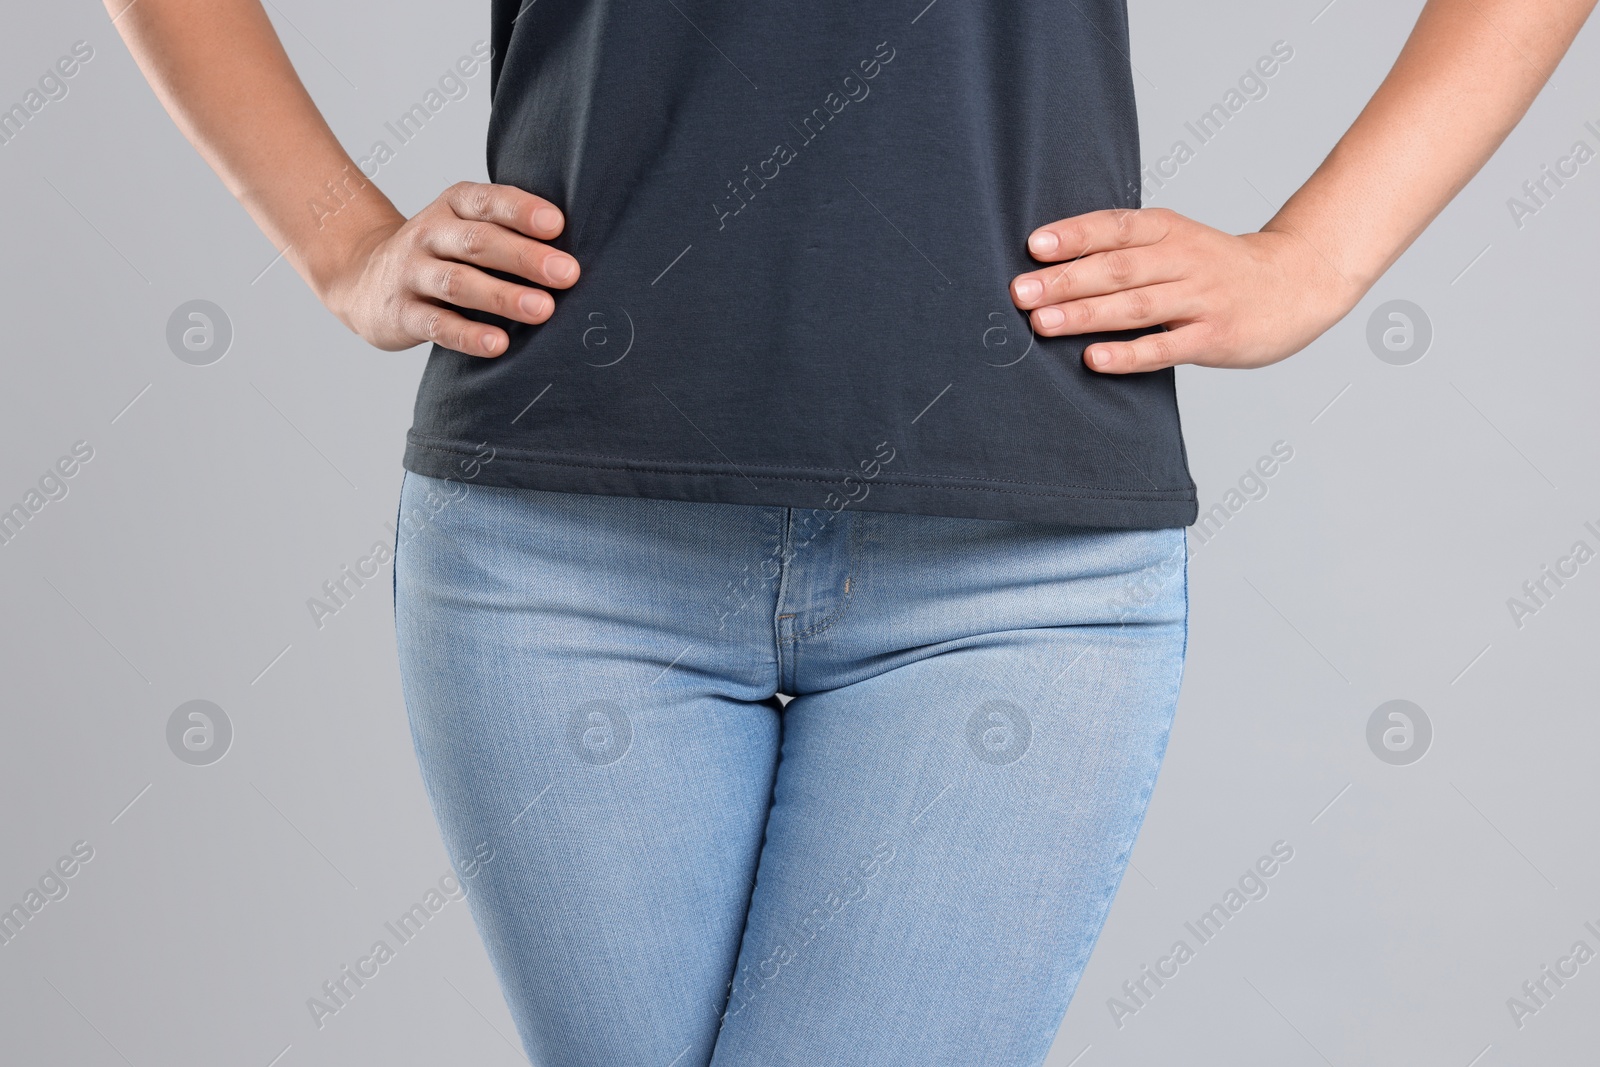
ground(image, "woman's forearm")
xmin=105 ymin=0 xmax=405 ymax=301
xmin=1264 ymin=0 xmax=1597 ymax=300
xmin=108 ymin=0 xmax=576 ymax=356
xmin=1006 ymin=0 xmax=1593 ymax=373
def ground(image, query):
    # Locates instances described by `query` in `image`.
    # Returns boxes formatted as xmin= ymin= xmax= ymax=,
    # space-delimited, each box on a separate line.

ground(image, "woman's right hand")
xmin=323 ymin=181 xmax=580 ymax=359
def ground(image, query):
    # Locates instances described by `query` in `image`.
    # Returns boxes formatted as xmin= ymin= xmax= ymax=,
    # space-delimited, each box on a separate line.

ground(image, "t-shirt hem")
xmin=403 ymin=432 xmax=1199 ymax=529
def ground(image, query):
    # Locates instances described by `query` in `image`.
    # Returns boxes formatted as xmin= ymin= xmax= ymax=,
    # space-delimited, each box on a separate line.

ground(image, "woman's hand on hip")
xmin=324 ymin=182 xmax=579 ymax=358
xmin=1009 ymin=207 xmax=1359 ymax=374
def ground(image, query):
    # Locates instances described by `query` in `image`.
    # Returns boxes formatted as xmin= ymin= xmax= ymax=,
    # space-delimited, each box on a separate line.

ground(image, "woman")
xmin=110 ymin=1 xmax=1592 ymax=1063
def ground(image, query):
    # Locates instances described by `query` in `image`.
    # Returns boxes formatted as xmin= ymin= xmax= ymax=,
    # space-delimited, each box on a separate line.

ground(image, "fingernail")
xmin=520 ymin=292 xmax=549 ymax=317
xmin=1013 ymin=278 xmax=1043 ymax=304
xmin=1029 ymin=230 xmax=1059 ymax=255
xmin=545 ymin=254 xmax=576 ymax=282
xmin=1090 ymin=348 xmax=1111 ymax=367
xmin=534 ymin=206 xmax=563 ymax=233
xmin=1035 ymin=306 xmax=1064 ymax=329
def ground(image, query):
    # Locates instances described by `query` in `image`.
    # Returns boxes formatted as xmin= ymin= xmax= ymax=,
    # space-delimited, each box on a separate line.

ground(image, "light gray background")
xmin=3 ymin=1 xmax=1597 ymax=1064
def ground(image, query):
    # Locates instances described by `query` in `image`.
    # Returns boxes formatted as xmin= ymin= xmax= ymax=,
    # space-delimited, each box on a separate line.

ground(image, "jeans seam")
xmin=773 ymin=508 xmax=795 ymax=692
xmin=785 ymin=509 xmax=859 ymax=642
xmin=391 ymin=469 xmax=408 ymax=618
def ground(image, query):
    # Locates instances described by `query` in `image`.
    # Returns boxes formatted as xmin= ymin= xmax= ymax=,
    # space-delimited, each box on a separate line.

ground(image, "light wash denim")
xmin=393 ymin=470 xmax=1188 ymax=1066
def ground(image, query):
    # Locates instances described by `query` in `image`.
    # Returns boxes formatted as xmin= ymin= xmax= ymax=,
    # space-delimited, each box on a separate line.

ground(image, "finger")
xmin=444 ymin=180 xmax=566 ymax=241
xmin=1084 ymin=323 xmax=1210 ymax=374
xmin=422 ymin=221 xmax=580 ymax=290
xmin=1028 ymin=282 xmax=1189 ymax=337
xmin=412 ymin=261 xmax=555 ymax=325
xmin=1025 ymin=207 xmax=1178 ymax=263
xmin=399 ymin=299 xmax=509 ymax=358
xmin=1011 ymin=245 xmax=1175 ymax=310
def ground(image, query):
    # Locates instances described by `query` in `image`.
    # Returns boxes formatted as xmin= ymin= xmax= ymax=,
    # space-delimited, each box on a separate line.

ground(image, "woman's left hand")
xmin=1009 ymin=207 xmax=1361 ymax=374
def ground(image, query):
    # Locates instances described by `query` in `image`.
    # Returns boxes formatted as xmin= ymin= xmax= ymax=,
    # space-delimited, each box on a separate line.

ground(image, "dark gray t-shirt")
xmin=402 ymin=0 xmax=1198 ymax=527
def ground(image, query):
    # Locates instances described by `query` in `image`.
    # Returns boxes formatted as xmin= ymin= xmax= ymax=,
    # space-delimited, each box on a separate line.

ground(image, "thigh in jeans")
xmin=393 ymin=471 xmax=786 ymax=1066
xmin=708 ymin=514 xmax=1188 ymax=1067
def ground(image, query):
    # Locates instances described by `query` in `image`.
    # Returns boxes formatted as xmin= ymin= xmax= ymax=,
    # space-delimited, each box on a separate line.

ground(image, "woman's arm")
xmin=106 ymin=0 xmax=578 ymax=358
xmin=1009 ymin=0 xmax=1597 ymax=372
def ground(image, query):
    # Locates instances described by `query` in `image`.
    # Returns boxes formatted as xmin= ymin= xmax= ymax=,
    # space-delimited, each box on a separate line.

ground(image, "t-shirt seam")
xmin=406 ymin=432 xmax=1196 ymax=502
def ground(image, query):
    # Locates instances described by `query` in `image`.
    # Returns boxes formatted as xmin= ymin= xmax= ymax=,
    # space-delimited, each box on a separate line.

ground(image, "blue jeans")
xmin=393 ymin=471 xmax=1188 ymax=1066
